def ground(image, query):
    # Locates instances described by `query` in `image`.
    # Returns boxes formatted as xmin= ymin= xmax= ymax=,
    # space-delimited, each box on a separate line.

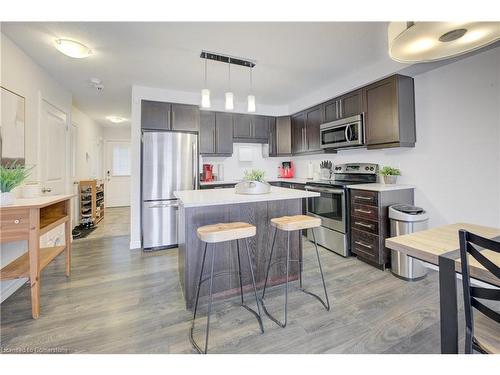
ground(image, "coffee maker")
xmin=202 ymin=164 xmax=214 ymax=182
xmin=278 ymin=161 xmax=295 ymax=178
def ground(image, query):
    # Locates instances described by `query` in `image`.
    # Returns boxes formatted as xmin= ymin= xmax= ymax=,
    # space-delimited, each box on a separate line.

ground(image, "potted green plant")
xmin=235 ymin=169 xmax=271 ymax=195
xmin=380 ymin=166 xmax=401 ymax=184
xmin=0 ymin=162 xmax=33 ymax=205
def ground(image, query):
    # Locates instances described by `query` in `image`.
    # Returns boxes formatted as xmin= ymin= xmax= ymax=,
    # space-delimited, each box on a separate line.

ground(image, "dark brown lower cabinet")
xmin=349 ymin=188 xmax=414 ymax=270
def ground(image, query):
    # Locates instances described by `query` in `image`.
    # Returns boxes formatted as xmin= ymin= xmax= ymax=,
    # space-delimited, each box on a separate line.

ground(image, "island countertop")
xmin=174 ymin=186 xmax=319 ymax=208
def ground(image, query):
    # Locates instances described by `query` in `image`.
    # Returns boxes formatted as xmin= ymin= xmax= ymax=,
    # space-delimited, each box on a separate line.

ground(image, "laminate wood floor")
xmin=0 ymin=234 xmax=467 ymax=354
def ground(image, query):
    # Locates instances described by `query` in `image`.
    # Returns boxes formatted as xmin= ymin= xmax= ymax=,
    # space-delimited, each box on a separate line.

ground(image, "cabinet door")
xmin=291 ymin=112 xmax=305 ymax=154
xmin=171 ymin=103 xmax=200 ymax=131
xmin=305 ymin=105 xmax=322 ymax=151
xmin=199 ymin=111 xmax=216 ymax=154
xmin=322 ymin=98 xmax=340 ymax=123
xmin=339 ymin=89 xmax=362 ymax=118
xmin=252 ymin=115 xmax=269 ymax=140
xmin=215 ymin=112 xmax=234 ymax=154
xmin=233 ymin=114 xmax=252 ymax=138
xmin=141 ymin=100 xmax=171 ymax=130
xmin=276 ymin=116 xmax=292 ymax=155
xmin=364 ymin=76 xmax=399 ymax=146
xmin=268 ymin=117 xmax=277 ymax=156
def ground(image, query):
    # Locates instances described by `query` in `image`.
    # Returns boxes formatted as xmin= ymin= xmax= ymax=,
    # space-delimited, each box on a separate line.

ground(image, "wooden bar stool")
xmin=189 ymin=222 xmax=264 ymax=354
xmin=261 ymin=215 xmax=330 ymax=328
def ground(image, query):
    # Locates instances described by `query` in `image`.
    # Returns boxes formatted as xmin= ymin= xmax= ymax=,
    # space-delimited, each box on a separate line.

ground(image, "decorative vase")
xmin=0 ymin=191 xmax=15 ymax=206
xmin=235 ymin=181 xmax=271 ymax=195
xmin=383 ymin=175 xmax=398 ymax=184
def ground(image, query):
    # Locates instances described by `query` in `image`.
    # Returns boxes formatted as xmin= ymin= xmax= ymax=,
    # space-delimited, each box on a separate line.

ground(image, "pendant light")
xmin=200 ymin=56 xmax=211 ymax=108
xmin=225 ymin=60 xmax=234 ymax=111
xmin=247 ymin=67 xmax=256 ymax=113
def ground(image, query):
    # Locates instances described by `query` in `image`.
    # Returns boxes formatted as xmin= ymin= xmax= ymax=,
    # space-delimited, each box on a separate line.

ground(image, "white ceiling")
xmin=2 ymin=22 xmax=397 ymax=126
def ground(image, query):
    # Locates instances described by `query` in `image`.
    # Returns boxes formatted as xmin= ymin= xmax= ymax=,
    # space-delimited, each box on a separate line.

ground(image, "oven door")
xmin=305 ymin=186 xmax=346 ymax=233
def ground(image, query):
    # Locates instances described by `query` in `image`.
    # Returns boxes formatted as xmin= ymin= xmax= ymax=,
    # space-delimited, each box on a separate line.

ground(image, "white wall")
xmin=72 ymin=106 xmax=104 ymax=181
xmin=202 ymin=143 xmax=290 ymax=181
xmin=0 ymin=33 xmax=103 ymax=302
xmin=292 ymin=46 xmax=500 ymax=228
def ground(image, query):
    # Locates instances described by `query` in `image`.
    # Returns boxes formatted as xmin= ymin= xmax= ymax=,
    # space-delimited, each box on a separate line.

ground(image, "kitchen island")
xmin=175 ymin=186 xmax=319 ymax=309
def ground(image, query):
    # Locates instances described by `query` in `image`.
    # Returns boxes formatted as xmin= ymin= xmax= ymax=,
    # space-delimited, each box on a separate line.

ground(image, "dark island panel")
xmin=178 ymin=199 xmax=303 ymax=309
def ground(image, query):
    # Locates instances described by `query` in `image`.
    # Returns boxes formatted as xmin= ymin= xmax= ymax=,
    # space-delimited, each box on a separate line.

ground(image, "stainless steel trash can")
xmin=389 ymin=204 xmax=429 ymax=281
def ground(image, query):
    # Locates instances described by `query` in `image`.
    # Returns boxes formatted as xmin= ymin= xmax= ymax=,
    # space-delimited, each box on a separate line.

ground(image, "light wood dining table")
xmin=385 ymin=223 xmax=500 ymax=354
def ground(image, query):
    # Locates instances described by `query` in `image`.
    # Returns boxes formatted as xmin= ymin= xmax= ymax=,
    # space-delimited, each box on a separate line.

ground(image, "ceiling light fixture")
xmin=388 ymin=22 xmax=500 ymax=63
xmin=106 ymin=115 xmax=127 ymax=123
xmin=225 ymin=60 xmax=234 ymax=111
xmin=54 ymin=38 xmax=92 ymax=59
xmin=247 ymin=67 xmax=256 ymax=113
xmin=200 ymin=56 xmax=211 ymax=109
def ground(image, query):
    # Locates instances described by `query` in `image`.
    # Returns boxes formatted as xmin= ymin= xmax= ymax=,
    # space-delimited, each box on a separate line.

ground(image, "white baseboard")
xmin=129 ymin=240 xmax=142 ymax=250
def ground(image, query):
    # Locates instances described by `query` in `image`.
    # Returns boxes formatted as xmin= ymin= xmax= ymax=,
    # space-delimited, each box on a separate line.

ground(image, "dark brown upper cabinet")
xmin=305 ymin=105 xmax=322 ymax=152
xmin=200 ymin=111 xmax=233 ymax=156
xmin=269 ymin=116 xmax=292 ymax=157
xmin=141 ymin=100 xmax=199 ymax=131
xmin=322 ymin=89 xmax=363 ymax=123
xmin=363 ymin=75 xmax=416 ymax=149
xmin=291 ymin=111 xmax=306 ymax=154
xmin=170 ymin=103 xmax=200 ymax=131
xmin=141 ymin=100 xmax=171 ymax=130
xmin=233 ymin=114 xmax=269 ymax=143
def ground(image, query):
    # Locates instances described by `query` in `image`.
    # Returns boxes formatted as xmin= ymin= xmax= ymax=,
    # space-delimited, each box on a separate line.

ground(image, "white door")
xmin=105 ymin=140 xmax=131 ymax=207
xmin=40 ymin=100 xmax=68 ymax=195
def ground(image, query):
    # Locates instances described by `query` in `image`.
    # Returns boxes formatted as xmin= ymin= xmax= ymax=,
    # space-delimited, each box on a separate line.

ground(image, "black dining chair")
xmin=458 ymin=229 xmax=500 ymax=354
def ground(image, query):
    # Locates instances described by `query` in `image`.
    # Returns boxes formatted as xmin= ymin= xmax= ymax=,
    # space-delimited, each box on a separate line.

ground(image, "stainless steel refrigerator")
xmin=142 ymin=131 xmax=199 ymax=250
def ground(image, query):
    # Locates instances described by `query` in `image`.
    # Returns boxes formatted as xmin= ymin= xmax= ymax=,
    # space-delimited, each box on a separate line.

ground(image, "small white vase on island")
xmin=0 ymin=191 xmax=15 ymax=206
xmin=383 ymin=175 xmax=398 ymax=184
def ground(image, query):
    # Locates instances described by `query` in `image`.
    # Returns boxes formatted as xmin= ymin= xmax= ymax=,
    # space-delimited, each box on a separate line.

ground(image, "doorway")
xmin=104 ymin=140 xmax=131 ymax=207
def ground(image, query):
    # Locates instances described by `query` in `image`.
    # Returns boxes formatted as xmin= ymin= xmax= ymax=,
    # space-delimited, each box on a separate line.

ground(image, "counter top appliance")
xmin=305 ymin=163 xmax=378 ymax=256
xmin=142 ymin=131 xmax=199 ymax=250
xmin=320 ymin=114 xmax=364 ymax=150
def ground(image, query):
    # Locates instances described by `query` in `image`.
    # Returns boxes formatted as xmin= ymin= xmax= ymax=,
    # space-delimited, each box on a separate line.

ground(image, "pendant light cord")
xmin=204 ymin=57 xmax=207 ymax=87
xmin=228 ymin=59 xmax=231 ymax=90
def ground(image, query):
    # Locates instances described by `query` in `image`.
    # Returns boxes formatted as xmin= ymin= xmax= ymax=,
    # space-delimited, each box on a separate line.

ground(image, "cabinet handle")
xmin=355 ymin=196 xmax=373 ymax=201
xmin=355 ymin=208 xmax=373 ymax=214
xmin=336 ymin=101 xmax=339 ymax=119
xmin=355 ymin=221 xmax=373 ymax=229
xmin=172 ymin=110 xmax=175 ymax=127
xmin=355 ymin=240 xmax=372 ymax=249
xmin=339 ymin=98 xmax=343 ymax=118
xmin=213 ymin=127 xmax=216 ymax=152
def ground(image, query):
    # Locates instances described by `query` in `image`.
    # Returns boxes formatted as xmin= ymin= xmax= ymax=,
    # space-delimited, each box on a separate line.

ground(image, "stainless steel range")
xmin=305 ymin=163 xmax=378 ymax=257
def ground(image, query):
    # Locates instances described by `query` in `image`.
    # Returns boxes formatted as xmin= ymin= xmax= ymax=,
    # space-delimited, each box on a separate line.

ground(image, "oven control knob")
xmin=365 ymin=166 xmax=369 ymax=170
xmin=370 ymin=167 xmax=374 ymax=171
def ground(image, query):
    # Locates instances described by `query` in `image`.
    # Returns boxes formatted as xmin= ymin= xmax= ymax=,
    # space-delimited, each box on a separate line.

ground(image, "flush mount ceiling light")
xmin=199 ymin=51 xmax=257 ymax=113
xmin=106 ymin=115 xmax=127 ymax=124
xmin=388 ymin=22 xmax=500 ymax=63
xmin=54 ymin=38 xmax=92 ymax=59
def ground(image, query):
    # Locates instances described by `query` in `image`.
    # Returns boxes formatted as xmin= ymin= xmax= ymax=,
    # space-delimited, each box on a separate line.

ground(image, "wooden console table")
xmin=0 ymin=194 xmax=74 ymax=319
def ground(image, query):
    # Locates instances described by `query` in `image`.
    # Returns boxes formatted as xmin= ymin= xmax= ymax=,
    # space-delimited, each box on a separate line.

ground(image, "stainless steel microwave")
xmin=320 ymin=114 xmax=364 ymax=149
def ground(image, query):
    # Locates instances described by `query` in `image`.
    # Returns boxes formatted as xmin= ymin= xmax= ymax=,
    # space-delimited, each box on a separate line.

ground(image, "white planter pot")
xmin=383 ymin=175 xmax=398 ymax=184
xmin=235 ymin=181 xmax=271 ymax=195
xmin=0 ymin=192 xmax=15 ymax=206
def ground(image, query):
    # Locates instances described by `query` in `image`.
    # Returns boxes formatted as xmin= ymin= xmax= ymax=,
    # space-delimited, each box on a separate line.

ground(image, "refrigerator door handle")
xmin=192 ymin=141 xmax=198 ymax=190
xmin=147 ymin=201 xmax=179 ymax=209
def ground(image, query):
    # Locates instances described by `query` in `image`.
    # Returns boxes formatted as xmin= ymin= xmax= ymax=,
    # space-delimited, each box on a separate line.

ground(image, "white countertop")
xmin=175 ymin=186 xmax=319 ymax=208
xmin=347 ymin=183 xmax=415 ymax=192
xmin=200 ymin=177 xmax=313 ymax=186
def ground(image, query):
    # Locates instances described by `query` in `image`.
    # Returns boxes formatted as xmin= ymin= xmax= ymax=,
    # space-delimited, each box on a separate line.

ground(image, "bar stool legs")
xmin=260 ymin=227 xmax=330 ymax=328
xmin=189 ymin=238 xmax=263 ymax=354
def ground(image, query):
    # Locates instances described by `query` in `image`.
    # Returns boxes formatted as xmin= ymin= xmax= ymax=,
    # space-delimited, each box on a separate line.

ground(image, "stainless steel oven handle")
xmin=305 ymin=186 xmax=345 ymax=195
xmin=355 ymin=196 xmax=372 ymax=201
xmin=355 ymin=241 xmax=373 ymax=249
